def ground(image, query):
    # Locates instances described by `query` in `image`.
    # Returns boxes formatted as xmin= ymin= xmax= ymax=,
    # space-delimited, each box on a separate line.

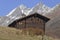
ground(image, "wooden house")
xmin=8 ymin=13 xmax=50 ymax=35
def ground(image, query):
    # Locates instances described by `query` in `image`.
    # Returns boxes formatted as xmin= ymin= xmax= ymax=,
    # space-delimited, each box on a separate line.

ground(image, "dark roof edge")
xmin=15 ymin=13 xmax=50 ymax=22
xmin=8 ymin=13 xmax=50 ymax=26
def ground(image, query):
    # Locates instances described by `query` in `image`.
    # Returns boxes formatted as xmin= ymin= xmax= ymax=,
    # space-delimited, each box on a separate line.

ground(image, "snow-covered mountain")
xmin=0 ymin=4 xmax=32 ymax=26
xmin=44 ymin=4 xmax=60 ymax=19
xmin=29 ymin=3 xmax=51 ymax=15
xmin=0 ymin=3 xmax=60 ymax=26
xmin=0 ymin=16 xmax=10 ymax=26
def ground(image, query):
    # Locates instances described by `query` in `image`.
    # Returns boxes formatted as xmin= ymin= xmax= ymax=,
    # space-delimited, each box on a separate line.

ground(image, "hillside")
xmin=45 ymin=16 xmax=60 ymax=39
xmin=0 ymin=26 xmax=59 ymax=40
xmin=44 ymin=4 xmax=60 ymax=19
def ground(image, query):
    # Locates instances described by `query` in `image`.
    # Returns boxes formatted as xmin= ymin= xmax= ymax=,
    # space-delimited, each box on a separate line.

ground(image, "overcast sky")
xmin=0 ymin=0 xmax=60 ymax=16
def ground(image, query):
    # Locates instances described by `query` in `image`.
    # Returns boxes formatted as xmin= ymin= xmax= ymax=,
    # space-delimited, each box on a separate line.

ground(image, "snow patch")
xmin=6 ymin=8 xmax=17 ymax=16
xmin=15 ymin=17 xmax=20 ymax=20
xmin=6 ymin=21 xmax=9 ymax=23
xmin=11 ymin=16 xmax=16 ymax=19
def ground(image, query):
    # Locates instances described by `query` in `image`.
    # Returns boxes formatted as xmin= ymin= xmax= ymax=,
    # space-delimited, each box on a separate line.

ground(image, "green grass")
xmin=0 ymin=26 xmax=59 ymax=40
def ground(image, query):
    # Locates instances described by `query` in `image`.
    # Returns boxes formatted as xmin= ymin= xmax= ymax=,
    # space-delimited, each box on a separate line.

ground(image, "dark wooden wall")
xmin=12 ymin=16 xmax=45 ymax=30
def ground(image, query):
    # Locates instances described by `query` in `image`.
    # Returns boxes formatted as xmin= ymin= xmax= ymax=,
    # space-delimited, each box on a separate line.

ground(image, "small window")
xmin=19 ymin=22 xmax=23 ymax=25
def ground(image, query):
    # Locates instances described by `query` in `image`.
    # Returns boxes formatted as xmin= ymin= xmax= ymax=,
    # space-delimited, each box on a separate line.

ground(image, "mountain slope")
xmin=44 ymin=4 xmax=60 ymax=19
xmin=29 ymin=3 xmax=51 ymax=15
xmin=45 ymin=15 xmax=60 ymax=39
xmin=0 ymin=6 xmax=26 ymax=26
xmin=0 ymin=16 xmax=10 ymax=26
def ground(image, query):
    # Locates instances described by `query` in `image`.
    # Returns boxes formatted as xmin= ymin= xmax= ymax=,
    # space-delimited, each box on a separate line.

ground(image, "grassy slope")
xmin=0 ymin=26 xmax=59 ymax=40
